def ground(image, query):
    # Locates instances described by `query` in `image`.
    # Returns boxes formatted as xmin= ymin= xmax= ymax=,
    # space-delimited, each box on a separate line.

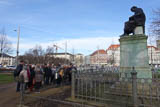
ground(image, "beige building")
xmin=148 ymin=46 xmax=160 ymax=65
xmin=47 ymin=52 xmax=74 ymax=61
xmin=0 ymin=53 xmax=16 ymax=66
xmin=84 ymin=55 xmax=90 ymax=65
xmin=74 ymin=53 xmax=84 ymax=66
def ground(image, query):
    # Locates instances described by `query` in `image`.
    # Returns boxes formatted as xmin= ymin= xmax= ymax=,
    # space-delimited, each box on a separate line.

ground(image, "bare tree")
xmin=24 ymin=45 xmax=45 ymax=64
xmin=107 ymin=54 xmax=115 ymax=65
xmin=46 ymin=46 xmax=54 ymax=54
xmin=0 ymin=27 xmax=13 ymax=54
xmin=0 ymin=27 xmax=13 ymax=65
xmin=107 ymin=47 xmax=116 ymax=66
xmin=150 ymin=8 xmax=160 ymax=40
xmin=19 ymin=44 xmax=70 ymax=65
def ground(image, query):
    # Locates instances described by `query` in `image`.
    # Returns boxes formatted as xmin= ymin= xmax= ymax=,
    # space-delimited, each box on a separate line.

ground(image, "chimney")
xmin=156 ymin=40 xmax=160 ymax=49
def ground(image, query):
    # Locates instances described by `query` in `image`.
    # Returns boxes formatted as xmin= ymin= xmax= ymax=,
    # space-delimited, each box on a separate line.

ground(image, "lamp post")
xmin=14 ymin=26 xmax=20 ymax=66
xmin=97 ymin=45 xmax=100 ymax=66
xmin=65 ymin=41 xmax=67 ymax=64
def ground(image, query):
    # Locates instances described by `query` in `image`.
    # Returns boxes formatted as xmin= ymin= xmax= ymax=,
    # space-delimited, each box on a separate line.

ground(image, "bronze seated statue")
xmin=121 ymin=6 xmax=146 ymax=36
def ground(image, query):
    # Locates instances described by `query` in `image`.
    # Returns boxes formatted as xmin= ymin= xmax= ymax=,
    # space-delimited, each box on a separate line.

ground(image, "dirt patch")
xmin=0 ymin=82 xmax=20 ymax=107
xmin=24 ymin=86 xmax=72 ymax=107
xmin=0 ymin=83 xmax=72 ymax=107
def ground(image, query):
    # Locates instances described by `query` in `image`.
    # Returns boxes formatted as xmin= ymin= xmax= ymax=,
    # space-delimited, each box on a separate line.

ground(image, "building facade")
xmin=0 ymin=53 xmax=16 ymax=66
xmin=88 ymin=43 xmax=160 ymax=66
xmin=74 ymin=53 xmax=84 ymax=66
xmin=90 ymin=49 xmax=107 ymax=65
xmin=105 ymin=44 xmax=160 ymax=66
xmin=84 ymin=55 xmax=90 ymax=65
xmin=106 ymin=44 xmax=120 ymax=66
xmin=47 ymin=52 xmax=74 ymax=61
xmin=148 ymin=46 xmax=160 ymax=65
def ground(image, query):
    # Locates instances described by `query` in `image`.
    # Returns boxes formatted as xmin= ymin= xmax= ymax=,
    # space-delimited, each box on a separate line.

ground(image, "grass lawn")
xmin=0 ymin=73 xmax=14 ymax=84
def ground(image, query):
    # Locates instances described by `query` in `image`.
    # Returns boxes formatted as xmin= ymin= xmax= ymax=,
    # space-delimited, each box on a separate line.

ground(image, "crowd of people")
xmin=14 ymin=60 xmax=76 ymax=93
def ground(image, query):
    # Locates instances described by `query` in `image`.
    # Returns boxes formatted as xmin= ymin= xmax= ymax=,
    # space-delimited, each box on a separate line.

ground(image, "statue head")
xmin=131 ymin=6 xmax=137 ymax=12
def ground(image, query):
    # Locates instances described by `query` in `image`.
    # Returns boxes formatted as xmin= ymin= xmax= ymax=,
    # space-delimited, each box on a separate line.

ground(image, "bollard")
xmin=71 ymin=70 xmax=75 ymax=99
xmin=131 ymin=67 xmax=138 ymax=107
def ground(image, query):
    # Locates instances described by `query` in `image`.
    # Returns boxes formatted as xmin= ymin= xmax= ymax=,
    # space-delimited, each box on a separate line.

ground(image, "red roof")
xmin=90 ymin=49 xmax=106 ymax=56
xmin=107 ymin=44 xmax=120 ymax=50
xmin=147 ymin=46 xmax=158 ymax=50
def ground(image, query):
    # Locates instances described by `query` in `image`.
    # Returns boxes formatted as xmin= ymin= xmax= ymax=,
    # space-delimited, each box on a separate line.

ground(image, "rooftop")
xmin=0 ymin=53 xmax=14 ymax=58
xmin=107 ymin=44 xmax=120 ymax=50
xmin=90 ymin=49 xmax=106 ymax=56
xmin=147 ymin=46 xmax=158 ymax=50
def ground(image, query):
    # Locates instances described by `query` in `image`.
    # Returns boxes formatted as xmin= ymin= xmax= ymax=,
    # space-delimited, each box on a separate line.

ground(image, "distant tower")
xmin=156 ymin=40 xmax=160 ymax=49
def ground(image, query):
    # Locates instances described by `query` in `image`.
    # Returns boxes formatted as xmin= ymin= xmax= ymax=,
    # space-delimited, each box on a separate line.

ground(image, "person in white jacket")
xmin=19 ymin=65 xmax=29 ymax=92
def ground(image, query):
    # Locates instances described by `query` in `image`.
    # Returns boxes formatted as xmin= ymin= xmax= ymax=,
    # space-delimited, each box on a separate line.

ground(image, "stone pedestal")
xmin=134 ymin=26 xmax=144 ymax=34
xmin=119 ymin=34 xmax=152 ymax=78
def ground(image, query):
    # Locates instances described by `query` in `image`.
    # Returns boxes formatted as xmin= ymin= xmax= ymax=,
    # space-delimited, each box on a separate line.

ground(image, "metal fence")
xmin=19 ymin=84 xmax=96 ymax=107
xmin=19 ymin=66 xmax=160 ymax=107
xmin=72 ymin=68 xmax=160 ymax=107
xmin=77 ymin=66 xmax=120 ymax=73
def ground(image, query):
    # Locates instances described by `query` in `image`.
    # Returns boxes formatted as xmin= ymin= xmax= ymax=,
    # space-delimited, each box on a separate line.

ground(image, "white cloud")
xmin=55 ymin=36 xmax=120 ymax=52
xmin=12 ymin=36 xmax=120 ymax=56
xmin=11 ymin=36 xmax=156 ymax=56
xmin=8 ymin=36 xmax=18 ymax=42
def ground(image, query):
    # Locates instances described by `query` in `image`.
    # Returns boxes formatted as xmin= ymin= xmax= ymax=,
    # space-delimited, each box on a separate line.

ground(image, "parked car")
xmin=0 ymin=64 xmax=2 ymax=68
xmin=6 ymin=65 xmax=16 ymax=69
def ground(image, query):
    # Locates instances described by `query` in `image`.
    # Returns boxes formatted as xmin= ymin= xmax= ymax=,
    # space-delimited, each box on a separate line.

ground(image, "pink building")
xmin=90 ymin=49 xmax=107 ymax=65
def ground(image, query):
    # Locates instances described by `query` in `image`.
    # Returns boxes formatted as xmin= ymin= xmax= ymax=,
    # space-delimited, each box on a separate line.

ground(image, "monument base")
xmin=119 ymin=34 xmax=152 ymax=79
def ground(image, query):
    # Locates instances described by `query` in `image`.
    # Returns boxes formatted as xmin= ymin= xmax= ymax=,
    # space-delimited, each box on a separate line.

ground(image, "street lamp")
xmin=14 ymin=26 xmax=20 ymax=66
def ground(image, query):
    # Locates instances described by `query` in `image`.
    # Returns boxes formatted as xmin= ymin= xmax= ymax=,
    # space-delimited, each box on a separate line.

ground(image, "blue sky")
xmin=0 ymin=0 xmax=160 ymax=56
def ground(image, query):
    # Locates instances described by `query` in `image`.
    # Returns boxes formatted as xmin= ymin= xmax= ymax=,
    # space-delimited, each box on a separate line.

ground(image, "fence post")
xmin=71 ymin=70 xmax=75 ymax=100
xmin=131 ymin=67 xmax=138 ymax=107
xmin=151 ymin=67 xmax=154 ymax=79
xmin=20 ymin=82 xmax=24 ymax=107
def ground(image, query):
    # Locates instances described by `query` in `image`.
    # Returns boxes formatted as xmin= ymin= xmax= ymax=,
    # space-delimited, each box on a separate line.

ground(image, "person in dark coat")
xmin=51 ymin=65 xmax=56 ymax=84
xmin=43 ymin=64 xmax=47 ymax=85
xmin=43 ymin=64 xmax=52 ymax=85
xmin=14 ymin=60 xmax=24 ymax=92
xmin=66 ymin=66 xmax=72 ymax=83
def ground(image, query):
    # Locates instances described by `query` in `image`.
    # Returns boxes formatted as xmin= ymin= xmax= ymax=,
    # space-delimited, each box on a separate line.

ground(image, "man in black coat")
xmin=14 ymin=60 xmax=24 ymax=92
xmin=43 ymin=64 xmax=52 ymax=85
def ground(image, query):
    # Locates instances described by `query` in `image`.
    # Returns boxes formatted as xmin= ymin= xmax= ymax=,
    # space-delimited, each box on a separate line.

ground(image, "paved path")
xmin=0 ymin=82 xmax=20 ymax=107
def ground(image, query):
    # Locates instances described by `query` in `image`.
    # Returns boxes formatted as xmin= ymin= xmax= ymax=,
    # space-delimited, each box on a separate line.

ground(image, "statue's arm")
xmin=129 ymin=15 xmax=135 ymax=21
